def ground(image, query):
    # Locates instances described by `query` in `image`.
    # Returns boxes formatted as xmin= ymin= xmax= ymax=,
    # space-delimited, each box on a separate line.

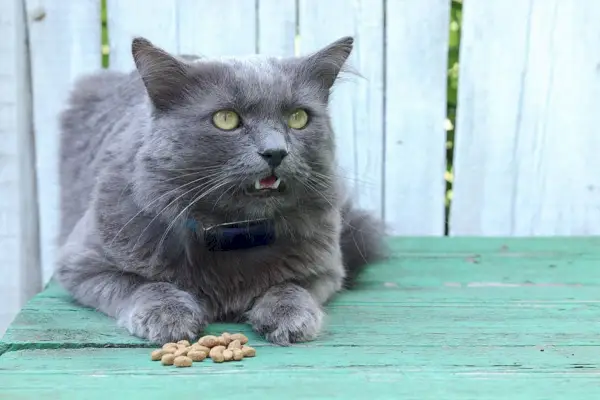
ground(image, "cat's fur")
xmin=55 ymin=36 xmax=387 ymax=345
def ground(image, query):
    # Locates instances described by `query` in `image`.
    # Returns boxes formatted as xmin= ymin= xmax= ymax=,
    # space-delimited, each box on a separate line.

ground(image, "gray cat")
xmin=55 ymin=36 xmax=387 ymax=345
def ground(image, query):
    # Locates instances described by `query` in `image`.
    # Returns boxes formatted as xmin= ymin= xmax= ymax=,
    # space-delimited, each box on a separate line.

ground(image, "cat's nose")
xmin=258 ymin=149 xmax=288 ymax=168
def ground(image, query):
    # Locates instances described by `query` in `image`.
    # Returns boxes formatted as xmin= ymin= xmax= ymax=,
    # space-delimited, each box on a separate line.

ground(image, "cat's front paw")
xmin=247 ymin=284 xmax=324 ymax=346
xmin=119 ymin=283 xmax=208 ymax=344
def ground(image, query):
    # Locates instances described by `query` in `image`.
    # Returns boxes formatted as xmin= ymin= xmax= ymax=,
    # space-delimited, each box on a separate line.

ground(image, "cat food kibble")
xmin=222 ymin=349 xmax=234 ymax=361
xmin=228 ymin=339 xmax=242 ymax=350
xmin=241 ymin=345 xmax=256 ymax=357
xmin=198 ymin=335 xmax=219 ymax=348
xmin=232 ymin=348 xmax=244 ymax=361
xmin=191 ymin=344 xmax=210 ymax=354
xmin=187 ymin=350 xmax=207 ymax=362
xmin=150 ymin=333 xmax=256 ymax=366
xmin=217 ymin=334 xmax=232 ymax=346
xmin=209 ymin=345 xmax=226 ymax=362
xmin=173 ymin=347 xmax=188 ymax=357
xmin=161 ymin=353 xmax=176 ymax=365
xmin=151 ymin=349 xmax=167 ymax=361
xmin=229 ymin=333 xmax=249 ymax=345
xmin=174 ymin=355 xmax=193 ymax=367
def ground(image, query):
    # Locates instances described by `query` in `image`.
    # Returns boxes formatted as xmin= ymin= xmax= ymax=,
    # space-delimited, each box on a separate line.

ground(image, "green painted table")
xmin=1 ymin=238 xmax=600 ymax=399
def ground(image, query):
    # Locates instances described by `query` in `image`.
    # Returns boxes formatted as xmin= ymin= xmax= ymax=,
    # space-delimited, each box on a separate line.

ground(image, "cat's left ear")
xmin=300 ymin=36 xmax=354 ymax=90
xmin=131 ymin=37 xmax=193 ymax=112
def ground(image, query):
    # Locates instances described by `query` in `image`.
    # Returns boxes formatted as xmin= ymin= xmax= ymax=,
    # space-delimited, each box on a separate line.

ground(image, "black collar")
xmin=186 ymin=218 xmax=276 ymax=251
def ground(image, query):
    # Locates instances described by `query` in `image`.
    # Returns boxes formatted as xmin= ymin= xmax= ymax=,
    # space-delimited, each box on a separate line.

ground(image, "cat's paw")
xmin=119 ymin=283 xmax=208 ymax=344
xmin=247 ymin=284 xmax=324 ymax=346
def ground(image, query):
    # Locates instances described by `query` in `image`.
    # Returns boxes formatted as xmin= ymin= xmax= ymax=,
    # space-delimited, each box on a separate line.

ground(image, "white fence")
xmin=1 ymin=0 xmax=600 ymax=334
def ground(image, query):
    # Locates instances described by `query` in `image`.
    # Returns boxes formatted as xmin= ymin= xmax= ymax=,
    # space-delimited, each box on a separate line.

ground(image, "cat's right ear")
xmin=131 ymin=37 xmax=192 ymax=112
xmin=300 ymin=36 xmax=354 ymax=91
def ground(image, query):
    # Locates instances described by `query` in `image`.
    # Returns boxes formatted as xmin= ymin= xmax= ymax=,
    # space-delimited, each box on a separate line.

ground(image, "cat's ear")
xmin=131 ymin=37 xmax=192 ymax=112
xmin=301 ymin=36 xmax=354 ymax=90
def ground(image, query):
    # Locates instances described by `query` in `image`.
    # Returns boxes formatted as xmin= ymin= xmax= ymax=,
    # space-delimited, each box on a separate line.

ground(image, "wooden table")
xmin=1 ymin=238 xmax=599 ymax=399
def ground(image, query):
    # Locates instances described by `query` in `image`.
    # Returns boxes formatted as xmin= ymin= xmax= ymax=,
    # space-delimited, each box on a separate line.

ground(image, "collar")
xmin=186 ymin=218 xmax=276 ymax=251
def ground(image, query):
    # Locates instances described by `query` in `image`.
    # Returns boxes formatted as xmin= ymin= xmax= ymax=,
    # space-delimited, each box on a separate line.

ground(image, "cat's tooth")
xmin=273 ymin=178 xmax=281 ymax=189
xmin=254 ymin=179 xmax=261 ymax=190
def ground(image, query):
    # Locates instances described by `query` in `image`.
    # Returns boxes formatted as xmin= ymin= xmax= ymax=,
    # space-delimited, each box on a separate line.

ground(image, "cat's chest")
xmin=182 ymin=237 xmax=332 ymax=315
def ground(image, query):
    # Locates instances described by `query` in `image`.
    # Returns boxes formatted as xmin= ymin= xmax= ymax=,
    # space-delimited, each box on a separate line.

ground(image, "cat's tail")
xmin=339 ymin=201 xmax=389 ymax=288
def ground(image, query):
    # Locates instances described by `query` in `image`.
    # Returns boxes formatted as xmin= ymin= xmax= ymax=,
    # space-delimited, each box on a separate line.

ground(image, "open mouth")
xmin=245 ymin=174 xmax=285 ymax=196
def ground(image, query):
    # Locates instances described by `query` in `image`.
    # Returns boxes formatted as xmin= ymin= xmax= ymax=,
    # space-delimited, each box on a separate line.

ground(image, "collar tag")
xmin=187 ymin=218 xmax=276 ymax=251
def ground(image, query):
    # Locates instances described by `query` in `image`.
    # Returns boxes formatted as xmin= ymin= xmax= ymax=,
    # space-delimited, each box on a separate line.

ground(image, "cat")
xmin=55 ymin=35 xmax=388 ymax=345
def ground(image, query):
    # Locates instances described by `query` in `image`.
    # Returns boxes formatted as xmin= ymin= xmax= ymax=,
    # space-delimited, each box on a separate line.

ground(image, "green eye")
xmin=288 ymin=109 xmax=309 ymax=130
xmin=212 ymin=110 xmax=240 ymax=131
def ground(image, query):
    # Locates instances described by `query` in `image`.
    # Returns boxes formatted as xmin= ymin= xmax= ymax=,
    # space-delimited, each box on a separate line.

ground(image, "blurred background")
xmin=2 ymin=0 xmax=600 ymax=335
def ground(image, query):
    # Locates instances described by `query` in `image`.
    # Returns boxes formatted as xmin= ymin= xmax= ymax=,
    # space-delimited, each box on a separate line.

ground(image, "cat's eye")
xmin=212 ymin=110 xmax=240 ymax=131
xmin=287 ymin=109 xmax=309 ymax=130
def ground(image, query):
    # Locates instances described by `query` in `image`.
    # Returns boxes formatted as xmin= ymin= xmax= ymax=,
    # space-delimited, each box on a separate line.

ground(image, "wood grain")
xmin=299 ymin=0 xmax=385 ymax=219
xmin=0 ymin=0 xmax=41 ymax=336
xmin=384 ymin=0 xmax=450 ymax=235
xmin=450 ymin=0 xmax=600 ymax=235
xmin=2 ymin=238 xmax=600 ymax=398
xmin=24 ymin=0 xmax=101 ymax=285
xmin=258 ymin=0 xmax=296 ymax=56
xmin=1 ymin=346 xmax=599 ymax=399
xmin=107 ymin=0 xmax=179 ymax=71
xmin=177 ymin=0 xmax=257 ymax=57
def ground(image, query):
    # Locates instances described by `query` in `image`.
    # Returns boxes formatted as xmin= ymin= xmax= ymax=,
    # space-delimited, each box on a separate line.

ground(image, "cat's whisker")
xmin=311 ymin=170 xmax=375 ymax=187
xmin=160 ymin=170 xmax=208 ymax=183
xmin=161 ymin=165 xmax=224 ymax=173
xmin=307 ymin=177 xmax=383 ymax=236
xmin=302 ymin=177 xmax=366 ymax=232
xmin=154 ymin=177 xmax=234 ymax=258
xmin=211 ymin=184 xmax=235 ymax=211
xmin=301 ymin=179 xmax=338 ymax=211
xmin=305 ymin=161 xmax=376 ymax=186
xmin=107 ymin=171 xmax=223 ymax=251
xmin=131 ymin=174 xmax=227 ymax=251
xmin=151 ymin=178 xmax=227 ymax=260
xmin=307 ymin=174 xmax=384 ymax=232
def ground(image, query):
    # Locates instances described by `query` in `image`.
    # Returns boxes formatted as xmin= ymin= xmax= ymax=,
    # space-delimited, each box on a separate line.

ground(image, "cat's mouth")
xmin=245 ymin=174 xmax=285 ymax=196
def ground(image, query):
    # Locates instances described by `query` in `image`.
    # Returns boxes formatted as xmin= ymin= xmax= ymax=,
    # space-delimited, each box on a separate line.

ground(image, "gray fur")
xmin=55 ymin=36 xmax=387 ymax=346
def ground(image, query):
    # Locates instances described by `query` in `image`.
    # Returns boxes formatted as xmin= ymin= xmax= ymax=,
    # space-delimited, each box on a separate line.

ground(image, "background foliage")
xmin=446 ymin=0 xmax=462 ymax=231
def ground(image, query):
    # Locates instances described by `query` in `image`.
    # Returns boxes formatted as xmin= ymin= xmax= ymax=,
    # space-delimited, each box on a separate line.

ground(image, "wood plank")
xmin=0 ymin=0 xmax=41 ymax=336
xmin=24 ymin=0 xmax=101 ymax=286
xmin=4 ymin=345 xmax=600 ymax=373
xmin=257 ymin=0 xmax=296 ymax=56
xmin=3 ymin=238 xmax=600 ymax=398
xmin=3 ymin=238 xmax=600 ymax=351
xmin=299 ymin=0 xmax=385 ymax=219
xmin=384 ymin=0 xmax=450 ymax=235
xmin=4 ymin=292 xmax=600 ymax=350
xmin=106 ymin=0 xmax=178 ymax=71
xmin=177 ymin=0 xmax=257 ymax=57
xmin=1 ymin=346 xmax=600 ymax=399
xmin=450 ymin=0 xmax=600 ymax=236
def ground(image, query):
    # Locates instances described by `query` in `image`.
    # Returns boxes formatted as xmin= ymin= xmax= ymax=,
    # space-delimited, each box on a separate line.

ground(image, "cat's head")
xmin=131 ymin=36 xmax=353 ymax=222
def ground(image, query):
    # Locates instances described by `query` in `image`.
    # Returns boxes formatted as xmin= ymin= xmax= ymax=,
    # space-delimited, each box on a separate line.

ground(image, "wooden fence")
xmin=1 ymin=0 xmax=600 ymax=334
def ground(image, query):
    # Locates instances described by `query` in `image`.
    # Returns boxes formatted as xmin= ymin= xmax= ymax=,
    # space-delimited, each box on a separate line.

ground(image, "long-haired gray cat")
xmin=56 ymin=36 xmax=387 ymax=345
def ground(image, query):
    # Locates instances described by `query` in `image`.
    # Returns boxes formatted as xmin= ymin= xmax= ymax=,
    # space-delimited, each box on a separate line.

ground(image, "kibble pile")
xmin=150 ymin=333 xmax=256 ymax=367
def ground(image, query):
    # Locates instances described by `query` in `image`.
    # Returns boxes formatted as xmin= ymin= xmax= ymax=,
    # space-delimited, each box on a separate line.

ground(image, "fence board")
xmin=0 ymin=0 xmax=41 ymax=336
xmin=178 ymin=0 xmax=257 ymax=57
xmin=299 ymin=0 xmax=385 ymax=220
xmin=25 ymin=0 xmax=101 ymax=285
xmin=258 ymin=0 xmax=296 ymax=56
xmin=107 ymin=0 xmax=178 ymax=71
xmin=450 ymin=0 xmax=600 ymax=236
xmin=384 ymin=0 xmax=450 ymax=235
